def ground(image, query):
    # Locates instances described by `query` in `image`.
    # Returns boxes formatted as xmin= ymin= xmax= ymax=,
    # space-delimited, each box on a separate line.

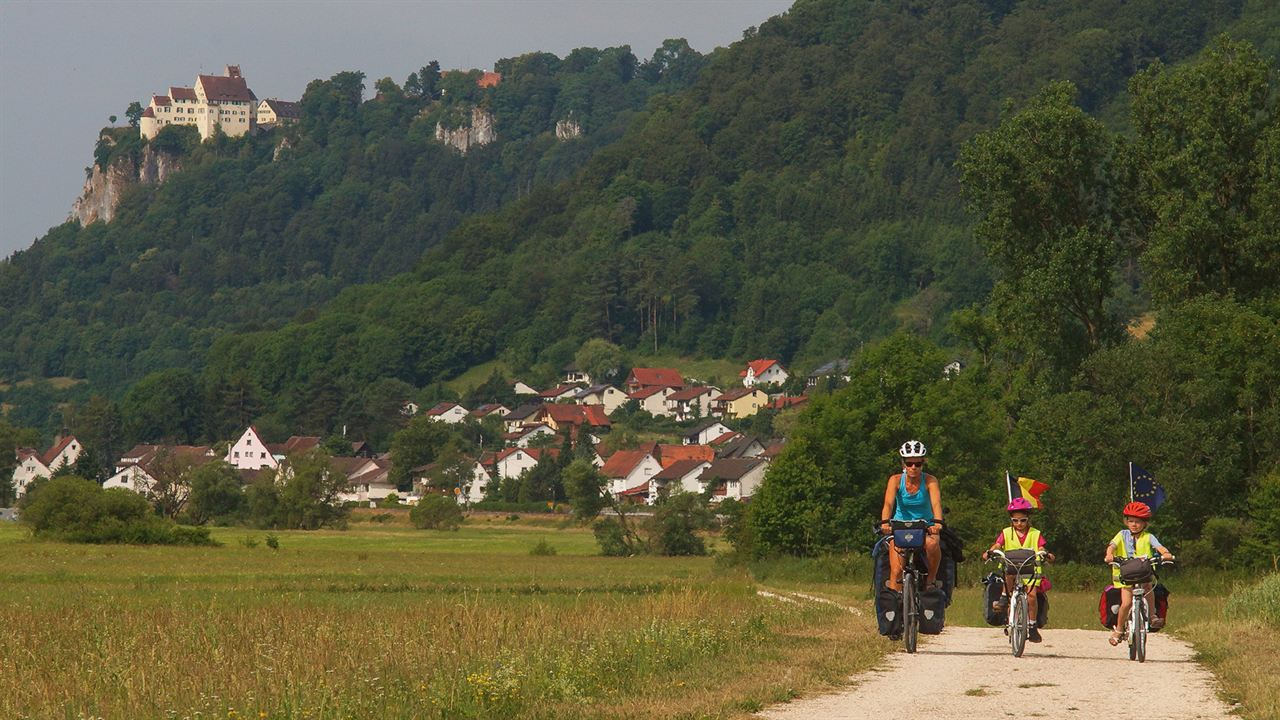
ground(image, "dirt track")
xmin=757 ymin=626 xmax=1233 ymax=719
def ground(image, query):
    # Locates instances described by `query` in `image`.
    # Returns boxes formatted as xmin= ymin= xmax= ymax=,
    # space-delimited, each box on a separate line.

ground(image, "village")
xmin=11 ymin=359 xmax=851 ymax=515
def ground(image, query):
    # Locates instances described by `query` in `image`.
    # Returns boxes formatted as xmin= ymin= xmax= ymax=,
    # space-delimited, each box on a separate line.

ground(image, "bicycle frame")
xmin=1107 ymin=557 xmax=1173 ymax=663
xmin=988 ymin=549 xmax=1045 ymax=658
xmin=889 ymin=519 xmax=931 ymax=654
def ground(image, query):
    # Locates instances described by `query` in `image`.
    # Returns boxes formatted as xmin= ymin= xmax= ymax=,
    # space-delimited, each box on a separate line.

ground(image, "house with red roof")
xmin=700 ymin=457 xmax=770 ymax=501
xmin=502 ymin=423 xmax=555 ymax=448
xmin=655 ymin=444 xmax=716 ymax=467
xmin=624 ymin=368 xmax=684 ymax=394
xmin=11 ymin=435 xmax=83 ymax=497
xmin=494 ymin=447 xmax=560 ymax=481
xmin=713 ymin=388 xmax=769 ymax=418
xmin=103 ymin=444 xmax=218 ymax=504
xmin=139 ymin=65 xmax=263 ymax=141
xmin=532 ymin=404 xmax=611 ymax=434
xmin=664 ymin=386 xmax=722 ymax=421
xmin=740 ymin=359 xmax=789 ymax=387
xmin=425 ymin=402 xmax=470 ymax=424
xmin=767 ymin=395 xmax=809 ymax=411
xmin=573 ymin=384 xmax=628 ymax=415
xmin=225 ymin=427 xmax=276 ymax=470
xmin=627 ymin=385 xmax=676 ymax=417
xmin=649 ymin=459 xmax=713 ymax=503
xmin=469 ymin=403 xmax=511 ymax=421
xmin=599 ymin=448 xmax=662 ymax=498
xmin=538 ymin=384 xmax=581 ymax=402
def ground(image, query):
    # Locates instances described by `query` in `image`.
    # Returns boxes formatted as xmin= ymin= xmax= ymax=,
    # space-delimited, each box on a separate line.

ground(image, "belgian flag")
xmin=1006 ymin=471 xmax=1049 ymax=509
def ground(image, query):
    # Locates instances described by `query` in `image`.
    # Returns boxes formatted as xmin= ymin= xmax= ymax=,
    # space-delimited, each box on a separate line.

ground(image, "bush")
xmin=648 ymin=492 xmax=713 ymax=556
xmin=529 ymin=539 xmax=558 ymax=556
xmin=377 ymin=493 xmax=402 ymax=508
xmin=410 ymin=494 xmax=463 ymax=530
xmin=20 ymin=476 xmax=215 ymax=546
xmin=593 ymin=518 xmax=630 ymax=556
xmin=1224 ymin=573 xmax=1280 ymax=627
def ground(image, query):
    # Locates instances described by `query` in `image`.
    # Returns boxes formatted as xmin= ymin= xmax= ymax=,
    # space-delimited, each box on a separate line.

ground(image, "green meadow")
xmin=0 ymin=517 xmax=885 ymax=720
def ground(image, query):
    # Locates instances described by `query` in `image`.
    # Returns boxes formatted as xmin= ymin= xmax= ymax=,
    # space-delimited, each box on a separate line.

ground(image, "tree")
xmin=574 ymin=339 xmax=624 ymax=384
xmin=410 ymin=493 xmax=463 ymax=530
xmin=1130 ymin=35 xmax=1280 ymax=305
xmin=562 ymin=458 xmax=646 ymax=555
xmin=67 ymin=395 xmax=124 ymax=481
xmin=122 ymin=369 xmax=203 ymax=445
xmin=960 ymin=81 xmax=1135 ymax=380
xmin=186 ymin=461 xmax=246 ymax=525
xmin=274 ymin=449 xmax=348 ymax=529
xmin=388 ymin=416 xmax=458 ymax=488
xmin=109 ymin=115 xmax=118 ymax=126
xmin=126 ymin=101 xmax=144 ymax=128
xmin=647 ymin=491 xmax=713 ymax=555
xmin=144 ymin=448 xmax=198 ymax=519
xmin=20 ymin=475 xmax=213 ymax=545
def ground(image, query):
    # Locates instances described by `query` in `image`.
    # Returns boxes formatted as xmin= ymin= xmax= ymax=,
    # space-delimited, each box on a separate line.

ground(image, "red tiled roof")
xmin=709 ymin=431 xmax=741 ymax=446
xmin=653 ymin=459 xmax=709 ymax=481
xmin=40 ymin=436 xmax=78 ymax=467
xmin=141 ymin=107 xmax=155 ymax=118
xmin=280 ymin=436 xmax=321 ymax=454
xmin=656 ymin=444 xmax=715 ymax=467
xmin=197 ymin=73 xmax=255 ymax=103
xmin=539 ymin=383 xmax=579 ymax=399
xmin=768 ymin=395 xmax=809 ymax=410
xmin=619 ymin=481 xmax=649 ymax=496
xmin=260 ymin=98 xmax=300 ymax=118
xmin=582 ymin=405 xmax=611 ymax=427
xmin=152 ymin=95 xmax=171 ymax=106
xmin=741 ymin=359 xmax=781 ymax=378
xmin=628 ymin=385 xmax=670 ymax=400
xmin=599 ymin=450 xmax=651 ymax=479
xmin=426 ymin=402 xmax=460 ymax=416
xmin=717 ymin=387 xmax=759 ymax=402
xmin=478 ymin=71 xmax=502 ymax=88
xmin=170 ymin=87 xmax=197 ymax=101
xmin=628 ymin=368 xmax=684 ymax=388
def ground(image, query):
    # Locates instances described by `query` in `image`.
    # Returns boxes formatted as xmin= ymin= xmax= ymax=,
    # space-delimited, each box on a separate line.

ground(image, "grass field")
xmin=0 ymin=519 xmax=886 ymax=720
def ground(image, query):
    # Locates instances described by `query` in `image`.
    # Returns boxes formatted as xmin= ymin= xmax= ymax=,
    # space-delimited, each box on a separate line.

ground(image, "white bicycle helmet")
xmin=899 ymin=440 xmax=927 ymax=459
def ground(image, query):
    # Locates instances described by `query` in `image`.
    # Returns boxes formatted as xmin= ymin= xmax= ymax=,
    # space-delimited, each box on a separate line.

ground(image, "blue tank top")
xmin=892 ymin=470 xmax=934 ymax=522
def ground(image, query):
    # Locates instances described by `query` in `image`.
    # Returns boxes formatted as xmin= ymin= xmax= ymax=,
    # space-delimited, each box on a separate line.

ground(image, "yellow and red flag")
xmin=1006 ymin=471 xmax=1049 ymax=509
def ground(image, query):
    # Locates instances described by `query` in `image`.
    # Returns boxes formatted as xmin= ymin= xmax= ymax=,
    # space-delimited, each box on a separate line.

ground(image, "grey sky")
xmin=0 ymin=0 xmax=791 ymax=259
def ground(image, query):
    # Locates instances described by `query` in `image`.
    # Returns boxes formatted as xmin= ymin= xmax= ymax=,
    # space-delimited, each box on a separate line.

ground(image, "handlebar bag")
xmin=1002 ymin=548 xmax=1036 ymax=576
xmin=1118 ymin=557 xmax=1153 ymax=584
xmin=893 ymin=523 xmax=928 ymax=549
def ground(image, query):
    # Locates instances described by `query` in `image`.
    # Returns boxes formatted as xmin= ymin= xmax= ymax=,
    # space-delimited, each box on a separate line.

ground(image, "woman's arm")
xmin=926 ymin=474 xmax=943 ymax=533
xmin=879 ymin=475 xmax=897 ymax=533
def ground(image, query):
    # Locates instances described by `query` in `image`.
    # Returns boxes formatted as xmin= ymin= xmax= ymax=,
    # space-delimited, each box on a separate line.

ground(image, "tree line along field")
xmin=0 ymin=517 xmax=884 ymax=720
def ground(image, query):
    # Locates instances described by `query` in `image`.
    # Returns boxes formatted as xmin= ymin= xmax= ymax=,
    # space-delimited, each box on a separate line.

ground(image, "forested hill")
xmin=3 ymin=0 xmax=1276 ymax=439
xmin=0 ymin=41 xmax=709 ymax=392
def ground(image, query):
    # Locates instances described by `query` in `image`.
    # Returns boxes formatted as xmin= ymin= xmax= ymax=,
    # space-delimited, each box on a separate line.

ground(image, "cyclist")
xmin=1103 ymin=501 xmax=1175 ymax=646
xmin=981 ymin=498 xmax=1056 ymax=642
xmin=878 ymin=440 xmax=943 ymax=592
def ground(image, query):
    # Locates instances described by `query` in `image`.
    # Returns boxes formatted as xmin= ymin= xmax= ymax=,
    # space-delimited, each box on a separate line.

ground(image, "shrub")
xmin=411 ymin=494 xmax=463 ymax=530
xmin=1224 ymin=573 xmax=1280 ymax=627
xmin=593 ymin=518 xmax=630 ymax=556
xmin=265 ymin=533 xmax=280 ymax=550
xmin=377 ymin=493 xmax=402 ymax=508
xmin=529 ymin=539 xmax=558 ymax=556
xmin=20 ymin=476 xmax=215 ymax=546
xmin=648 ymin=492 xmax=713 ymax=556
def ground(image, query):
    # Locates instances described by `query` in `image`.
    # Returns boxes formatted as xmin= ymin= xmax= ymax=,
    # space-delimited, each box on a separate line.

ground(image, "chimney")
xmin=226 ymin=65 xmax=242 ymax=78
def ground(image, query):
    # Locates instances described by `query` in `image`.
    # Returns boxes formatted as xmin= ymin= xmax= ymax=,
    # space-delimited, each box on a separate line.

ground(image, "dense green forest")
xmin=2 ymin=1 xmax=1278 ymax=563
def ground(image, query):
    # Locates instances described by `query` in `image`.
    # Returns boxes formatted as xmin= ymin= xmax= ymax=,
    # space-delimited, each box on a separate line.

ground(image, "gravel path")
xmin=757 ymin=626 xmax=1234 ymax=719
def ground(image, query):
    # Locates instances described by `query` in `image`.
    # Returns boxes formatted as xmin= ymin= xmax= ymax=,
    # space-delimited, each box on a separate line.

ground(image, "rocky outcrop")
xmin=434 ymin=107 xmax=496 ymax=154
xmin=70 ymin=144 xmax=181 ymax=226
xmin=555 ymin=117 xmax=582 ymax=140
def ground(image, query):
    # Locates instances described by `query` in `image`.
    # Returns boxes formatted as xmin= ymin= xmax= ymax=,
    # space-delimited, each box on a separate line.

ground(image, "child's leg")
xmin=1027 ymin=584 xmax=1038 ymax=622
xmin=1116 ymin=587 xmax=1134 ymax=634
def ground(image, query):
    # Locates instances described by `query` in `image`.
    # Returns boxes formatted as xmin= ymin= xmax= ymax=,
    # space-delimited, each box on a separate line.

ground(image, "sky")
xmin=0 ymin=0 xmax=792 ymax=259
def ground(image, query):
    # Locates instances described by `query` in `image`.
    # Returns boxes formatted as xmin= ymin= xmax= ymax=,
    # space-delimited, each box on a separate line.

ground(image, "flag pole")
xmin=1128 ymin=461 xmax=1133 ymax=502
xmin=1005 ymin=470 xmax=1013 ymax=503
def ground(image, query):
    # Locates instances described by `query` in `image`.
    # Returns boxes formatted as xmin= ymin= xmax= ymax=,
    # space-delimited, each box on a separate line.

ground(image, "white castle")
xmin=139 ymin=65 xmax=299 ymax=141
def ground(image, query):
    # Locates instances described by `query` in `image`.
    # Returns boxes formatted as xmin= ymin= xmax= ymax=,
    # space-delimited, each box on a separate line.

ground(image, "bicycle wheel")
xmin=1011 ymin=591 xmax=1028 ymax=658
xmin=1133 ymin=596 xmax=1147 ymax=663
xmin=903 ymin=572 xmax=918 ymax=654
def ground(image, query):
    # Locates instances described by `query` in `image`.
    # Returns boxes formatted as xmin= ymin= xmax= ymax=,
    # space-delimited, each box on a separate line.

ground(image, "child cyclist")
xmin=981 ymin=498 xmax=1056 ymax=642
xmin=1103 ymin=501 xmax=1175 ymax=646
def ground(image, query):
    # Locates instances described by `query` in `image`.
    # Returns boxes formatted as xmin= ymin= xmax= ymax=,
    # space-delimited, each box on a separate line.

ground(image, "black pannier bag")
xmin=1035 ymin=590 xmax=1049 ymax=628
xmin=1099 ymin=585 xmax=1122 ymax=628
xmin=876 ymin=585 xmax=904 ymax=637
xmin=919 ymin=587 xmax=947 ymax=634
xmin=1118 ymin=557 xmax=1153 ymax=584
xmin=981 ymin=572 xmax=1005 ymax=626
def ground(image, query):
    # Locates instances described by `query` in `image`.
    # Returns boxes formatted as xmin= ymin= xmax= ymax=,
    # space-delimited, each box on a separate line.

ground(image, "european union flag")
xmin=1131 ymin=463 xmax=1166 ymax=511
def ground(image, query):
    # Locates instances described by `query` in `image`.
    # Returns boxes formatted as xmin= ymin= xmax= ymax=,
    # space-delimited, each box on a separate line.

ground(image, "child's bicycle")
xmin=987 ymin=548 xmax=1046 ymax=657
xmin=886 ymin=519 xmax=932 ymax=654
xmin=1107 ymin=556 xmax=1175 ymax=663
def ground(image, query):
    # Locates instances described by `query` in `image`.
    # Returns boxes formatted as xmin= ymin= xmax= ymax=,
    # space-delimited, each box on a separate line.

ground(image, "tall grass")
xmin=0 ymin=523 xmax=884 ymax=719
xmin=1179 ymin=572 xmax=1280 ymax=720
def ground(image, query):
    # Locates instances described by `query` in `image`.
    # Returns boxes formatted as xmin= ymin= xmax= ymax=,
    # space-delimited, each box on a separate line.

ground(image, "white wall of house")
xmin=578 ymin=386 xmax=627 ymax=415
xmin=11 ymin=458 xmax=51 ymax=498
xmin=513 ymin=424 xmax=555 ymax=448
xmin=744 ymin=364 xmax=789 ymax=387
xmin=633 ymin=387 xmax=675 ymax=417
xmin=496 ymin=450 xmax=541 ymax=480
xmin=429 ymin=405 xmax=470 ymax=423
xmin=607 ymin=454 xmax=663 ymax=496
xmin=686 ymin=422 xmax=732 ymax=445
xmin=225 ymin=427 xmax=277 ymax=470
xmin=711 ymin=462 xmax=769 ymax=500
xmin=103 ymin=465 xmax=156 ymax=494
xmin=648 ymin=462 xmax=711 ymax=503
xmin=459 ymin=463 xmax=493 ymax=504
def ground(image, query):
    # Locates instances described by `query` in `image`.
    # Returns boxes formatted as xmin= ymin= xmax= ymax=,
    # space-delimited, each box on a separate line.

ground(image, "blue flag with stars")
xmin=1131 ymin=463 xmax=1166 ymax=511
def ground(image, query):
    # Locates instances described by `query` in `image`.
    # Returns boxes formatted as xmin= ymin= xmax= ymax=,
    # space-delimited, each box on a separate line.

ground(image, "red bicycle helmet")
xmin=1123 ymin=501 xmax=1152 ymax=519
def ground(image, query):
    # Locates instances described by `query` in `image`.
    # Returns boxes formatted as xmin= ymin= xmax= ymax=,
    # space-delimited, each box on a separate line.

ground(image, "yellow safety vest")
xmin=1001 ymin=526 xmax=1043 ymax=585
xmin=1110 ymin=530 xmax=1155 ymax=587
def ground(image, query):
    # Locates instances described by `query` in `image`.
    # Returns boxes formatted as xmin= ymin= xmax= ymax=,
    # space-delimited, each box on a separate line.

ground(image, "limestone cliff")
xmin=70 ymin=144 xmax=181 ymax=226
xmin=434 ymin=107 xmax=496 ymax=154
xmin=555 ymin=117 xmax=582 ymax=140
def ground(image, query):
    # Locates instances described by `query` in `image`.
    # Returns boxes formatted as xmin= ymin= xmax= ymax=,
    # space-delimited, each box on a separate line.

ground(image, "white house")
xmin=599 ymin=448 xmax=663 ymax=498
xmin=562 ymin=363 xmax=592 ymax=386
xmin=102 ymin=445 xmax=218 ymax=508
xmin=649 ymin=459 xmax=712 ymax=503
xmin=494 ymin=447 xmax=558 ymax=481
xmin=457 ymin=459 xmax=493 ymax=504
xmin=681 ymin=420 xmax=733 ymax=446
xmin=425 ymin=402 xmax=470 ymax=423
xmin=664 ymin=386 xmax=722 ymax=422
xmin=574 ymin=384 xmax=628 ymax=415
xmin=740 ymin=359 xmax=789 ymax=387
xmin=513 ymin=381 xmax=539 ymax=396
xmin=469 ymin=403 xmax=511 ymax=421
xmin=224 ymin=427 xmax=278 ymax=470
xmin=503 ymin=404 xmax=543 ymax=432
xmin=538 ymin=384 xmax=581 ymax=403
xmin=700 ymin=457 xmax=769 ymax=501
xmin=11 ymin=435 xmax=82 ymax=497
xmin=628 ymin=386 xmax=676 ymax=417
xmin=338 ymin=459 xmax=396 ymax=505
xmin=503 ymin=423 xmax=555 ymax=448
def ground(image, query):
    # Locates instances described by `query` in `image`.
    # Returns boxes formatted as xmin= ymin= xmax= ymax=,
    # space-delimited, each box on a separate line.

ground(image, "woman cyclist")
xmin=878 ymin=440 xmax=943 ymax=591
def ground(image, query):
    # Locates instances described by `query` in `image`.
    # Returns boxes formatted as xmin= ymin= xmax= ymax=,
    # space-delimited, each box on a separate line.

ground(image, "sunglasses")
xmin=1010 ymin=518 xmax=1030 ymax=523
xmin=903 ymin=461 xmax=924 ymax=468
